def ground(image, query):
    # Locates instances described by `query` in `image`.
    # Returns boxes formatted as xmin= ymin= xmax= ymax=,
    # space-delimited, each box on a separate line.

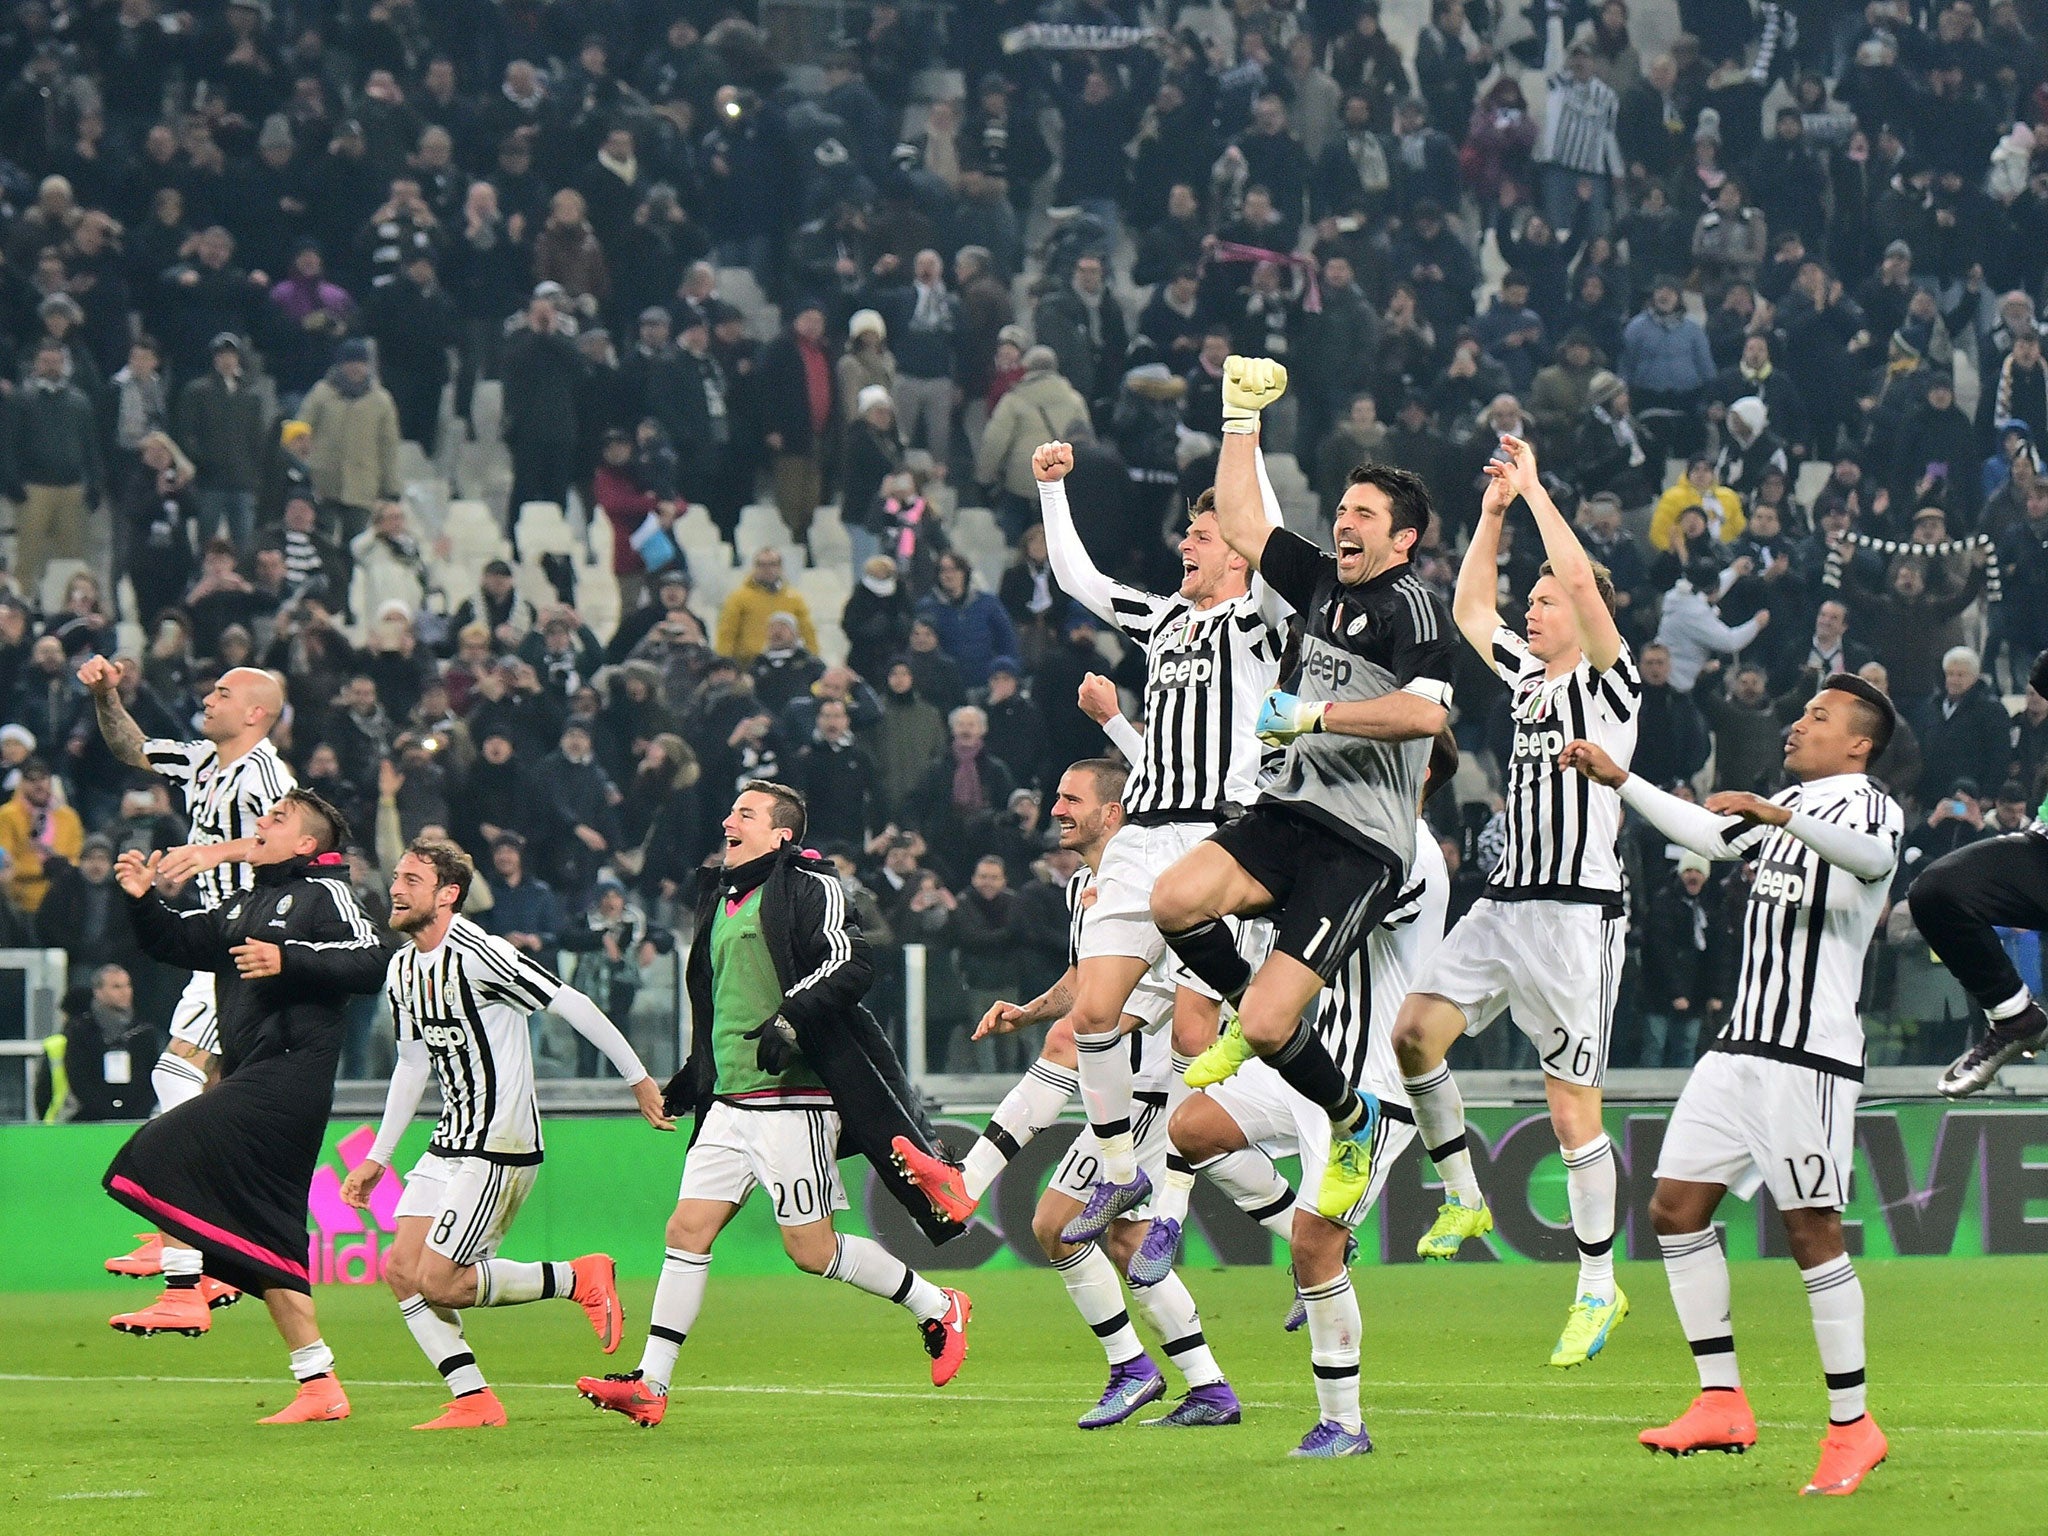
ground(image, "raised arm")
xmin=1036 ymin=441 xmax=1120 ymax=623
xmin=1494 ymin=434 xmax=1623 ymax=669
xmin=1211 ymin=357 xmax=1289 ymax=570
xmin=1078 ymin=671 xmax=1144 ymax=763
xmin=1251 ymin=440 xmax=1296 ymax=627
xmin=1454 ymin=466 xmax=1513 ymax=654
xmin=77 ymin=656 xmax=149 ymax=768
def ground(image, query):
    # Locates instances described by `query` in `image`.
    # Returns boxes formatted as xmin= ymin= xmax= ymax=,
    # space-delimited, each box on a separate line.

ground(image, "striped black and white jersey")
xmin=1707 ymin=775 xmax=1901 ymax=1079
xmin=141 ymin=737 xmax=295 ymax=909
xmin=1256 ymin=532 xmax=1459 ymax=872
xmin=1317 ymin=822 xmax=1448 ymax=1101
xmin=1487 ymin=628 xmax=1640 ymax=904
xmin=386 ymin=915 xmax=565 ymax=1163
xmin=1104 ymin=587 xmax=1286 ymax=816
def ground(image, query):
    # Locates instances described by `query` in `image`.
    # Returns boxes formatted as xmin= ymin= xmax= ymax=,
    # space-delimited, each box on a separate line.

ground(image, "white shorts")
xmin=1080 ymin=820 xmax=1268 ymax=1004
xmin=678 ymin=1101 xmax=849 ymax=1227
xmin=1048 ymin=1089 xmax=1172 ymax=1217
xmin=1205 ymin=1061 xmax=1417 ymax=1231
xmin=1411 ymin=897 xmax=1623 ymax=1087
xmin=1656 ymin=1051 xmax=1859 ymax=1211
xmin=168 ymin=971 xmax=219 ymax=1055
xmin=396 ymin=1152 xmax=539 ymax=1265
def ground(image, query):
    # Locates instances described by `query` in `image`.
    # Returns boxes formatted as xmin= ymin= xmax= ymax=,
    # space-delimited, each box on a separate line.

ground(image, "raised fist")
xmin=1033 ymin=441 xmax=1074 ymax=482
xmin=1223 ymin=355 xmax=1288 ymax=422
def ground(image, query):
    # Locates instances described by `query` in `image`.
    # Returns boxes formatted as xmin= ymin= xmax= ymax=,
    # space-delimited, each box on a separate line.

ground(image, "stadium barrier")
xmin=4 ymin=1102 xmax=2044 ymax=1291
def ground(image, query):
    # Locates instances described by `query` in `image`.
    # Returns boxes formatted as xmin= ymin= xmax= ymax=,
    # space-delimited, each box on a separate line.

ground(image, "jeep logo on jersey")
xmin=1753 ymin=856 xmax=1808 ymax=905
xmin=1512 ymin=727 xmax=1567 ymax=762
xmin=1154 ymin=651 xmax=1216 ymax=689
xmin=421 ymin=1022 xmax=468 ymax=1050
xmin=1302 ymin=645 xmax=1353 ymax=688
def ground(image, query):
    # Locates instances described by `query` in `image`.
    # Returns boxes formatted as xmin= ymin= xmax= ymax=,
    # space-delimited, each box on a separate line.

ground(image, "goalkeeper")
xmin=1147 ymin=356 xmax=1460 ymax=1218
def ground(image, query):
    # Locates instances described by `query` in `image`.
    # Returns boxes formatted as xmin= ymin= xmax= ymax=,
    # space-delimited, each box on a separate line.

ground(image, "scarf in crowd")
xmin=1594 ymin=403 xmax=1645 ymax=466
xmin=1821 ymin=530 xmax=2004 ymax=604
xmin=951 ymin=739 xmax=986 ymax=812
xmin=1001 ymin=22 xmax=1161 ymax=53
xmin=1204 ymin=240 xmax=1324 ymax=313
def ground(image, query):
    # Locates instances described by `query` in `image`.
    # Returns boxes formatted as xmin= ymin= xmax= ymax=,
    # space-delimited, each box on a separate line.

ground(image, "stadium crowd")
xmin=6 ymin=0 xmax=2048 ymax=1109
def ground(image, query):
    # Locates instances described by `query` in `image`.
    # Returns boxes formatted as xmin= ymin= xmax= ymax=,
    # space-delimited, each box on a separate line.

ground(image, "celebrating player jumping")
xmin=341 ymin=834 xmax=673 ymax=1429
xmin=1392 ymin=433 xmax=1641 ymax=1367
xmin=1562 ymin=674 xmax=1902 ymax=1496
xmin=1156 ymin=356 xmax=1457 ymax=1223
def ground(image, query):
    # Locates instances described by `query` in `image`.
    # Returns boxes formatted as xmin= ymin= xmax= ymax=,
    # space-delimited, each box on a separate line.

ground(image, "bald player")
xmin=81 ymin=657 xmax=296 ymax=1292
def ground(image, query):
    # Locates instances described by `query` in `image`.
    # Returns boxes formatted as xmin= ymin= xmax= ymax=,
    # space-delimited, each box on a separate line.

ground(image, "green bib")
xmin=710 ymin=886 xmax=823 ymax=1098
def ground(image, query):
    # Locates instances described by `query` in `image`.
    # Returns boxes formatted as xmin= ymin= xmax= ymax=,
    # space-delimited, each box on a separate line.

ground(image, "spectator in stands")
xmin=365 ymin=250 xmax=459 ymax=452
xmin=750 ymin=614 xmax=825 ymax=715
xmin=945 ymin=853 xmax=1021 ymax=1070
xmin=1034 ymin=252 xmax=1127 ymax=427
xmin=875 ymin=657 xmax=946 ymax=817
xmin=1617 ymin=275 xmax=1715 ymax=452
xmin=842 ymin=385 xmax=905 ymax=547
xmin=1911 ymin=646 xmax=2017 ymax=806
xmin=761 ymin=298 xmax=837 ymax=549
xmin=789 ymin=696 xmax=878 ymax=851
xmin=885 ymin=247 xmax=959 ymax=458
xmin=844 ymin=555 xmax=913 ymax=683
xmin=1638 ymin=854 xmax=1719 ymax=1068
xmin=478 ymin=832 xmax=563 ymax=987
xmin=0 ymin=758 xmax=81 ymax=914
xmin=174 ymin=332 xmax=268 ymax=552
xmin=122 ymin=432 xmax=199 ymax=629
xmin=1839 ymin=549 xmax=1988 ymax=701
xmin=1651 ymin=455 xmax=1746 ymax=551
xmin=7 ymin=337 xmax=103 ymax=593
xmin=916 ymin=551 xmax=1015 ymax=691
xmin=837 ymin=308 xmax=896 ymax=423
xmin=1655 ymin=564 xmax=1770 ymax=693
xmin=976 ymin=345 xmax=1091 ymax=541
xmin=300 ymin=336 xmax=400 ymax=546
xmin=717 ymin=546 xmax=818 ymax=665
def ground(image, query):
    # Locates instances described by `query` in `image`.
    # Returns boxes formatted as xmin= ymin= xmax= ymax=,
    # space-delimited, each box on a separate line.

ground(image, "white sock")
xmin=152 ymin=1051 xmax=206 ymax=1113
xmin=1659 ymin=1229 xmax=1739 ymax=1390
xmin=1991 ymin=986 xmax=2034 ymax=1021
xmin=638 ymin=1248 xmax=710 ymax=1395
xmin=1562 ymin=1133 xmax=1617 ymax=1303
xmin=1128 ymin=1269 xmax=1222 ymax=1387
xmin=160 ymin=1242 xmax=203 ymax=1286
xmin=1051 ymin=1245 xmax=1144 ymax=1365
xmin=1300 ymin=1271 xmax=1363 ymax=1432
xmin=399 ymin=1294 xmax=487 ymax=1395
xmin=1403 ymin=1065 xmax=1483 ymax=1206
xmin=473 ymin=1258 xmax=575 ymax=1306
xmin=1194 ymin=1147 xmax=1296 ymax=1237
xmin=1153 ymin=1156 xmax=1197 ymax=1225
xmin=1801 ymin=1255 xmax=1868 ymax=1423
xmin=289 ymin=1338 xmax=335 ymax=1382
xmin=1074 ymin=1026 xmax=1137 ymax=1183
xmin=1148 ymin=1056 xmax=1201 ymax=1225
xmin=823 ymin=1233 xmax=947 ymax=1323
xmin=962 ymin=1059 xmax=1077 ymax=1199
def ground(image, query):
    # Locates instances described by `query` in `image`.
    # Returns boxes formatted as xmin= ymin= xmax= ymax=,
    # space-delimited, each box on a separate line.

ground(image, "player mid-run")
xmin=579 ymin=782 xmax=969 ymax=1427
xmin=1391 ymin=434 xmax=1641 ymax=1367
xmin=1562 ymin=674 xmax=1901 ymax=1497
xmin=82 ymin=656 xmax=294 ymax=1304
xmin=963 ymin=440 xmax=1287 ymax=1271
xmin=1158 ymin=356 xmax=1457 ymax=1222
xmin=341 ymin=834 xmax=673 ymax=1428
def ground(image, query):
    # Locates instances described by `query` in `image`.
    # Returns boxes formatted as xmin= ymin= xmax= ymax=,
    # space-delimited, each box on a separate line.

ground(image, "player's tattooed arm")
xmin=977 ymin=970 xmax=1076 ymax=1037
xmin=77 ymin=655 xmax=150 ymax=768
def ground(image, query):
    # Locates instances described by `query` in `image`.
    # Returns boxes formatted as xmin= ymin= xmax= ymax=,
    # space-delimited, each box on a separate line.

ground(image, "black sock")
xmin=1270 ymin=1020 xmax=1364 ymax=1127
xmin=1161 ymin=918 xmax=1251 ymax=1003
xmin=164 ymin=1273 xmax=199 ymax=1290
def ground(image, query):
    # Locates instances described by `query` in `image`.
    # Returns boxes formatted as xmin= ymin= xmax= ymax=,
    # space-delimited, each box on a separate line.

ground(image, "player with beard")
xmin=341 ymin=834 xmax=669 ymax=1429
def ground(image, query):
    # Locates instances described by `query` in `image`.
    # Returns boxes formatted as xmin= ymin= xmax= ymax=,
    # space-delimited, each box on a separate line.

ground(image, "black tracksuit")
xmin=103 ymin=853 xmax=392 ymax=1295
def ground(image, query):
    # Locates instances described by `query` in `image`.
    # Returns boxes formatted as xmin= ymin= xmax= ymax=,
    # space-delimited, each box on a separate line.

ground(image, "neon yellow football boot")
xmin=1183 ymin=1013 xmax=1256 ymax=1087
xmin=1415 ymin=1196 xmax=1494 ymax=1260
xmin=1549 ymin=1288 xmax=1630 ymax=1368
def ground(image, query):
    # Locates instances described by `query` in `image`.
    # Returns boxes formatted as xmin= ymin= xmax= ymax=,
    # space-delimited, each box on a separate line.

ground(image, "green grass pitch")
xmin=3 ymin=1260 xmax=2045 ymax=1534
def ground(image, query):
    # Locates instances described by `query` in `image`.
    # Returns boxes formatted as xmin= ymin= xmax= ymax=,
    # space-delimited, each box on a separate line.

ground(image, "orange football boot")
xmin=890 ymin=1136 xmax=976 ymax=1222
xmin=1802 ymin=1415 xmax=1887 ymax=1496
xmin=1639 ymin=1389 xmax=1759 ymax=1456
xmin=413 ymin=1388 xmax=508 ymax=1429
xmin=569 ymin=1254 xmax=623 ymax=1353
xmin=105 ymin=1233 xmax=165 ymax=1277
xmin=109 ymin=1285 xmax=211 ymax=1337
xmin=259 ymin=1375 xmax=351 ymax=1424
xmin=921 ymin=1287 xmax=972 ymax=1386
xmin=578 ymin=1371 xmax=667 ymax=1427
xmin=197 ymin=1275 xmax=242 ymax=1310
